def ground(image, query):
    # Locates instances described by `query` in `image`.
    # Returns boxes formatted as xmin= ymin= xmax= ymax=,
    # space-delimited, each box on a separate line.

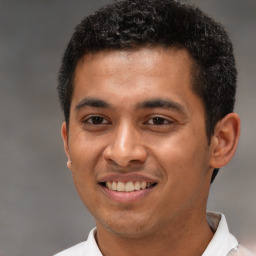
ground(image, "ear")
xmin=209 ymin=113 xmax=240 ymax=168
xmin=61 ymin=122 xmax=72 ymax=170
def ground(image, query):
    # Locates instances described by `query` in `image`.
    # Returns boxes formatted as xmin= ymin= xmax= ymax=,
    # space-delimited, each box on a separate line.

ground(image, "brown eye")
xmin=147 ymin=117 xmax=171 ymax=125
xmin=85 ymin=116 xmax=109 ymax=125
xmin=153 ymin=117 xmax=165 ymax=125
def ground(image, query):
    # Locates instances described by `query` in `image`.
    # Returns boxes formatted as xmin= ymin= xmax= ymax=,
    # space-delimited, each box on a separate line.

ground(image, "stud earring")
xmin=67 ymin=160 xmax=72 ymax=169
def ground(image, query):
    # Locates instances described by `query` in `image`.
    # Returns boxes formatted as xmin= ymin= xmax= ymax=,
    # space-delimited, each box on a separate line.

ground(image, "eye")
xmin=84 ymin=116 xmax=110 ymax=125
xmin=147 ymin=116 xmax=172 ymax=125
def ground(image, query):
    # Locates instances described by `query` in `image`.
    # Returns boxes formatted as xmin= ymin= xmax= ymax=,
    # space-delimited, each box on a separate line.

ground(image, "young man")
xmin=55 ymin=0 xmax=254 ymax=255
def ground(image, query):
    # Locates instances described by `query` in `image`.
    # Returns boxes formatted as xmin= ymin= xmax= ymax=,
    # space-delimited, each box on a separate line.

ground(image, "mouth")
xmin=99 ymin=181 xmax=157 ymax=192
xmin=98 ymin=174 xmax=159 ymax=202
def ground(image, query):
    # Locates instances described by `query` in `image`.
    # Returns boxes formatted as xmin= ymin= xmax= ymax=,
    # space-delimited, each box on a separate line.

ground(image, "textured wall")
xmin=0 ymin=1 xmax=255 ymax=255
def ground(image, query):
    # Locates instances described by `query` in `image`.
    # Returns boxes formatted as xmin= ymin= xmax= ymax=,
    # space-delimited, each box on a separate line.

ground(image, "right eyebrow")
xmin=75 ymin=97 xmax=113 ymax=110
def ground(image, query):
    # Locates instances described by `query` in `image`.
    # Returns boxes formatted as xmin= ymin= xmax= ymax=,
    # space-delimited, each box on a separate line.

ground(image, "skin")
xmin=61 ymin=47 xmax=240 ymax=256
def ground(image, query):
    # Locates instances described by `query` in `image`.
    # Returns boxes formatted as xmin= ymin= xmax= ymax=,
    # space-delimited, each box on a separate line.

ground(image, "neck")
xmin=95 ymin=212 xmax=214 ymax=256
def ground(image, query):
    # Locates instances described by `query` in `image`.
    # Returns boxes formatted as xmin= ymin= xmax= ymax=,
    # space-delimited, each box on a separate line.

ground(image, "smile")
xmin=98 ymin=174 xmax=159 ymax=202
xmin=104 ymin=181 xmax=156 ymax=192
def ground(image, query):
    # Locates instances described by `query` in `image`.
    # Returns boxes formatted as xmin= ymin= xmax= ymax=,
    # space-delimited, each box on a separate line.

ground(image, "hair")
xmin=57 ymin=0 xmax=237 ymax=183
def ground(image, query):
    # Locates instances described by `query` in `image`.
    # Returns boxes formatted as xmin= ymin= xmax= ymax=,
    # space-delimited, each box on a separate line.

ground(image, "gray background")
xmin=0 ymin=0 xmax=255 ymax=255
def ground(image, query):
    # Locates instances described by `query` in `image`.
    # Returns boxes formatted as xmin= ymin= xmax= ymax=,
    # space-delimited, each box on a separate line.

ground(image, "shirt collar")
xmin=88 ymin=228 xmax=103 ymax=256
xmin=202 ymin=212 xmax=238 ymax=256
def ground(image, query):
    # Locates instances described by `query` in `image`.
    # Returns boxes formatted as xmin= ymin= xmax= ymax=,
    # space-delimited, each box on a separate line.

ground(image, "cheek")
xmin=149 ymin=134 xmax=198 ymax=167
xmin=68 ymin=134 xmax=97 ymax=191
xmin=148 ymin=131 xmax=208 ymax=186
xmin=70 ymin=155 xmax=102 ymax=215
xmin=150 ymin=138 xmax=209 ymax=215
xmin=69 ymin=131 xmax=103 ymax=168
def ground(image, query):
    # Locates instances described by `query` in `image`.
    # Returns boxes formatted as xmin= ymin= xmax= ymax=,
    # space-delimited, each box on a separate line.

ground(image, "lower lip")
xmin=100 ymin=185 xmax=155 ymax=203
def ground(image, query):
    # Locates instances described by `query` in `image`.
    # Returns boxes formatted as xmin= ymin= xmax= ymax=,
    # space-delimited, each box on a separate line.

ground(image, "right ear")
xmin=61 ymin=122 xmax=72 ymax=170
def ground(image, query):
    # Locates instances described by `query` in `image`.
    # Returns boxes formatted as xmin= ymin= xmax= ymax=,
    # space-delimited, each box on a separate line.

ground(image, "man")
xmin=54 ymin=0 xmax=254 ymax=255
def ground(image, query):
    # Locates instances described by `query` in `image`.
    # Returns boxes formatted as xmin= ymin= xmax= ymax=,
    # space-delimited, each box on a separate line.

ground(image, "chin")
xmin=98 ymin=213 xmax=157 ymax=239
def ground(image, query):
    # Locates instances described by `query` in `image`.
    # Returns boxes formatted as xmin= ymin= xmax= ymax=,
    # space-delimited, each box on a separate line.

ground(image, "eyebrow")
xmin=75 ymin=97 xmax=186 ymax=114
xmin=136 ymin=99 xmax=185 ymax=113
xmin=75 ymin=98 xmax=113 ymax=110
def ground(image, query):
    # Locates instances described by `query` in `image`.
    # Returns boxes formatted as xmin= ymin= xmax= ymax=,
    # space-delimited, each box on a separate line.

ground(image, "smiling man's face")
xmin=61 ymin=47 xmax=215 ymax=238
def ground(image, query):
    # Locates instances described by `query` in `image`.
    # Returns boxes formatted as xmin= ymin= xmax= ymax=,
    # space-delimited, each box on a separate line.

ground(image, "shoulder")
xmin=53 ymin=228 xmax=102 ymax=256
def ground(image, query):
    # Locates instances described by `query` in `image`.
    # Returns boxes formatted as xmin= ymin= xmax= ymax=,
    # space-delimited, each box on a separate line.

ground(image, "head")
xmin=57 ymin=0 xmax=237 ymax=183
xmin=58 ymin=0 xmax=240 ymax=241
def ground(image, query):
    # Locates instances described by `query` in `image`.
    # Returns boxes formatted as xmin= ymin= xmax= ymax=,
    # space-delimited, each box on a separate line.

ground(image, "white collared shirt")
xmin=54 ymin=212 xmax=254 ymax=256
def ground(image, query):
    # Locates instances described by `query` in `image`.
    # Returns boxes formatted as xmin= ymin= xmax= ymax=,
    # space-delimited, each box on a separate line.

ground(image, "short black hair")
xmin=57 ymin=0 xmax=237 ymax=183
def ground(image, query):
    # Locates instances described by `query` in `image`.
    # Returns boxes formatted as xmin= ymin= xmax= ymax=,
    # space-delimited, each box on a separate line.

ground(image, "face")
xmin=62 ymin=48 xmax=214 ymax=238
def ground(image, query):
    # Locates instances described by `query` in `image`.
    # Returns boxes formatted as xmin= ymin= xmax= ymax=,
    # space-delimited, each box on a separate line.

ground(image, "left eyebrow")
xmin=75 ymin=97 xmax=113 ymax=110
xmin=136 ymin=98 xmax=186 ymax=113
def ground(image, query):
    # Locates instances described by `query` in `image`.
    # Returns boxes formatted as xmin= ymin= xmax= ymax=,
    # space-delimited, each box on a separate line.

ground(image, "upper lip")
xmin=97 ymin=173 xmax=160 ymax=184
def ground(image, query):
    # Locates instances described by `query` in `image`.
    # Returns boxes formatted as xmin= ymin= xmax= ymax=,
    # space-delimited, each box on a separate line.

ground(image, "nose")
xmin=103 ymin=122 xmax=147 ymax=167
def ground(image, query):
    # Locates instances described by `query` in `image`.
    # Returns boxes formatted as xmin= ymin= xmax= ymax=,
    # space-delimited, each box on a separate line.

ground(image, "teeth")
xmin=112 ymin=181 xmax=117 ymax=191
xmin=106 ymin=181 xmax=112 ymax=190
xmin=117 ymin=181 xmax=125 ymax=192
xmin=134 ymin=181 xmax=140 ymax=190
xmin=105 ymin=181 xmax=154 ymax=192
xmin=141 ymin=181 xmax=146 ymax=189
xmin=125 ymin=181 xmax=134 ymax=192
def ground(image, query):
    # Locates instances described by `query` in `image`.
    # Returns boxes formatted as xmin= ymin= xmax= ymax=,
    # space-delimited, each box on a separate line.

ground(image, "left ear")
xmin=209 ymin=113 xmax=240 ymax=168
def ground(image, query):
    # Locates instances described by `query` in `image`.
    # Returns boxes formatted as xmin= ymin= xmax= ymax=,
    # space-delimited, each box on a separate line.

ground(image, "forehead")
xmin=72 ymin=47 xmax=201 ymax=111
xmin=75 ymin=47 xmax=193 ymax=79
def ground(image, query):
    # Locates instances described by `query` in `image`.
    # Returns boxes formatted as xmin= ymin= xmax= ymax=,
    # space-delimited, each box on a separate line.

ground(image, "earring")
xmin=67 ymin=160 xmax=72 ymax=169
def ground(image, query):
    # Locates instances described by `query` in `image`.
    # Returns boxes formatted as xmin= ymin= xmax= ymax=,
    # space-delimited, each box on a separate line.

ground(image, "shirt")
xmin=54 ymin=212 xmax=254 ymax=256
